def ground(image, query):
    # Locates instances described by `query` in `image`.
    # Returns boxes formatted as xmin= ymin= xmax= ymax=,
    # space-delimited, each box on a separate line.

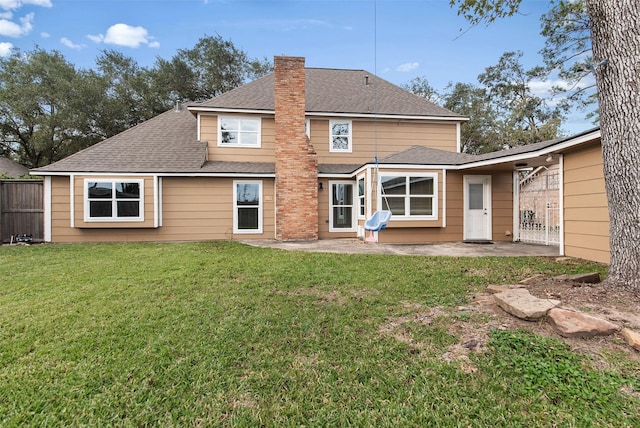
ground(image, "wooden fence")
xmin=0 ymin=180 xmax=44 ymax=244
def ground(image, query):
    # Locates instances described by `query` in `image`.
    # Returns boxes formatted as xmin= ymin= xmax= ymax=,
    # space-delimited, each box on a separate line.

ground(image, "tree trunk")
xmin=586 ymin=0 xmax=640 ymax=291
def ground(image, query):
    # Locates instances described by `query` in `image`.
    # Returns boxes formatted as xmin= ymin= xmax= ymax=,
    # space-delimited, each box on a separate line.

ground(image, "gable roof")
xmin=0 ymin=157 xmax=29 ymax=178
xmin=192 ymin=68 xmax=463 ymax=119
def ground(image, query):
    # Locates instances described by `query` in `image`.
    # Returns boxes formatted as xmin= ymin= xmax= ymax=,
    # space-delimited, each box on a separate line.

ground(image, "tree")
xmin=478 ymin=51 xmax=566 ymax=146
xmin=404 ymin=76 xmax=441 ymax=104
xmin=441 ymin=82 xmax=504 ymax=154
xmin=152 ymin=35 xmax=273 ymax=102
xmin=0 ymin=48 xmax=87 ymax=168
xmin=451 ymin=0 xmax=640 ymax=291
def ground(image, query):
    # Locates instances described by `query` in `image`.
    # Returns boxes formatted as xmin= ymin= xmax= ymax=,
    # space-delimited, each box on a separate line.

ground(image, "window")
xmin=84 ymin=179 xmax=144 ymax=222
xmin=329 ymin=120 xmax=352 ymax=152
xmin=218 ymin=116 xmax=261 ymax=147
xmin=357 ymin=176 xmax=366 ymax=218
xmin=234 ymin=181 xmax=262 ymax=233
xmin=329 ymin=181 xmax=356 ymax=232
xmin=380 ymin=174 xmax=437 ymax=220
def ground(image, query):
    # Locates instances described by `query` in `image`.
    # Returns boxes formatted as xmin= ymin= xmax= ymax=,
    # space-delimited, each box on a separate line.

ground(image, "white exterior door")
xmin=464 ymin=175 xmax=492 ymax=241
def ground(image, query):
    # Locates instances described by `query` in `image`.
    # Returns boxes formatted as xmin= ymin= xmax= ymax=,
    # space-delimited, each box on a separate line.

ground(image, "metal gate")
xmin=517 ymin=166 xmax=560 ymax=246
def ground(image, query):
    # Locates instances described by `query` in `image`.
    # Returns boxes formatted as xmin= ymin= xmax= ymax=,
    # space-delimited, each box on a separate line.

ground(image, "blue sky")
xmin=0 ymin=0 xmax=590 ymax=132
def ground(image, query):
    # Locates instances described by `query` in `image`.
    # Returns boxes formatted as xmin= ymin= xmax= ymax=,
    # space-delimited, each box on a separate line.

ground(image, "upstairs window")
xmin=329 ymin=120 xmax=352 ymax=153
xmin=218 ymin=116 xmax=261 ymax=147
xmin=380 ymin=173 xmax=437 ymax=220
xmin=85 ymin=179 xmax=144 ymax=222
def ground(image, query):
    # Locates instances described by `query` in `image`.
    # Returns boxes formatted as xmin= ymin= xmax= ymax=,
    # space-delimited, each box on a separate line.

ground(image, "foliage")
xmin=477 ymin=51 xmax=566 ymax=147
xmin=0 ymin=48 xmax=89 ymax=168
xmin=153 ymin=34 xmax=273 ymax=102
xmin=409 ymin=52 xmax=566 ymax=153
xmin=1 ymin=242 xmax=635 ymax=426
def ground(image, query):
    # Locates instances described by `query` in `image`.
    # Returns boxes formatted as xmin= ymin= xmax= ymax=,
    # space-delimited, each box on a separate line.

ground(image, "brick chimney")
xmin=274 ymin=56 xmax=318 ymax=240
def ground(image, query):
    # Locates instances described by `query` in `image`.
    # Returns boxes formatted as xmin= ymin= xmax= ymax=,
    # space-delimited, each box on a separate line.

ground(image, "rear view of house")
xmin=32 ymin=57 xmax=610 ymax=264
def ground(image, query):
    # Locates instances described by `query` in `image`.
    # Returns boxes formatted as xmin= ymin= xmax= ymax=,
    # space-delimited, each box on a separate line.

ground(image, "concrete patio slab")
xmin=240 ymin=239 xmax=560 ymax=257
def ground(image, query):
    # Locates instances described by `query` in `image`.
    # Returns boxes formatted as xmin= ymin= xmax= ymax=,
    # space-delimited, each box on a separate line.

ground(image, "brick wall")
xmin=274 ymin=56 xmax=319 ymax=240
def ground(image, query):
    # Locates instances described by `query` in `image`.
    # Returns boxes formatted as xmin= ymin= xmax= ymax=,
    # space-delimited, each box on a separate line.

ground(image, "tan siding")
xmin=201 ymin=114 xmax=459 ymax=165
xmin=50 ymin=176 xmax=275 ymax=243
xmin=491 ymin=171 xmax=514 ymax=242
xmin=563 ymin=142 xmax=610 ymax=263
xmin=313 ymin=119 xmax=458 ymax=164
xmin=202 ymin=114 xmax=277 ymax=163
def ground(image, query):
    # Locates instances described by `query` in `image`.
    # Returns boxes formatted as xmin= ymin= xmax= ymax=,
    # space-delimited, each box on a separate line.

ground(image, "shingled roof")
xmin=0 ymin=157 xmax=29 ymax=178
xmin=195 ymin=68 xmax=463 ymax=118
xmin=34 ymin=106 xmax=206 ymax=173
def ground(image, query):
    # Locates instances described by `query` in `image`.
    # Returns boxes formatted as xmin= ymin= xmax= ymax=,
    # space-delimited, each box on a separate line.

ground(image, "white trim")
xmin=83 ymin=178 xmax=145 ymax=223
xmin=233 ymin=180 xmax=263 ymax=234
xmin=197 ymin=112 xmax=202 ymax=141
xmin=158 ymin=177 xmax=163 ymax=227
xmin=43 ymin=176 xmax=52 ymax=242
xmin=69 ymin=174 xmax=75 ymax=228
xmin=153 ymin=175 xmax=159 ymax=228
xmin=218 ymin=115 xmax=262 ymax=148
xmin=456 ymin=122 xmax=461 ymax=153
xmin=356 ymin=174 xmax=366 ymax=220
xmin=305 ymin=118 xmax=311 ymax=139
xmin=378 ymin=172 xmax=438 ymax=221
xmin=463 ymin=175 xmax=492 ymax=241
xmin=328 ymin=180 xmax=357 ymax=232
xmin=512 ymin=170 xmax=520 ymax=242
xmin=187 ymin=105 xmax=468 ymax=122
xmin=329 ymin=119 xmax=352 ymax=153
xmin=558 ymin=154 xmax=565 ymax=256
xmin=442 ymin=169 xmax=447 ymax=228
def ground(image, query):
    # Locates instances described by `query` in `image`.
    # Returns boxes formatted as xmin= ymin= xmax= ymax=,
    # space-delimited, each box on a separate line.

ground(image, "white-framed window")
xmin=379 ymin=173 xmax=438 ymax=220
xmin=357 ymin=175 xmax=366 ymax=219
xmin=233 ymin=180 xmax=262 ymax=234
xmin=329 ymin=120 xmax=352 ymax=153
xmin=218 ymin=116 xmax=261 ymax=147
xmin=84 ymin=179 xmax=144 ymax=222
xmin=329 ymin=181 xmax=356 ymax=232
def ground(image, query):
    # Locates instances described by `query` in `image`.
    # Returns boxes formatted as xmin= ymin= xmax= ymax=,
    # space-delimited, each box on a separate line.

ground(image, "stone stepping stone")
xmin=548 ymin=308 xmax=620 ymax=338
xmin=553 ymin=272 xmax=601 ymax=283
xmin=621 ymin=328 xmax=640 ymax=351
xmin=493 ymin=288 xmax=560 ymax=321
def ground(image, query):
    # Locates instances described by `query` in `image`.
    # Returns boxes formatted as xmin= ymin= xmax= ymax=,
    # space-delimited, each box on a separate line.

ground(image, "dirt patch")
xmin=381 ymin=276 xmax=640 ymax=367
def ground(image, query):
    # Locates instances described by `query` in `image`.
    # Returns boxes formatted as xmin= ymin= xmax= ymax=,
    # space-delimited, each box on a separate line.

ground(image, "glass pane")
xmin=241 ymin=132 xmax=258 ymax=145
xmin=220 ymin=131 xmax=237 ymax=144
xmin=237 ymin=183 xmax=260 ymax=205
xmin=88 ymin=182 xmax=111 ymax=199
xmin=116 ymin=182 xmax=140 ymax=199
xmin=331 ymin=122 xmax=349 ymax=136
xmin=238 ymin=207 xmax=258 ymax=229
xmin=240 ymin=119 xmax=259 ymax=132
xmin=358 ymin=179 xmax=365 ymax=196
xmin=383 ymin=197 xmax=405 ymax=215
xmin=410 ymin=177 xmax=434 ymax=195
xmin=332 ymin=184 xmax=353 ymax=206
xmin=469 ymin=183 xmax=484 ymax=210
xmin=332 ymin=207 xmax=353 ymax=228
xmin=332 ymin=136 xmax=349 ymax=150
xmin=117 ymin=201 xmax=140 ymax=217
xmin=381 ymin=176 xmax=406 ymax=195
xmin=90 ymin=201 xmax=112 ymax=217
xmin=220 ymin=118 xmax=239 ymax=131
xmin=410 ymin=197 xmax=433 ymax=215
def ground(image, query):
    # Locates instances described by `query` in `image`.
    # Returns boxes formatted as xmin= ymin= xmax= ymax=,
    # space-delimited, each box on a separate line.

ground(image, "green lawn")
xmin=0 ymin=241 xmax=637 ymax=427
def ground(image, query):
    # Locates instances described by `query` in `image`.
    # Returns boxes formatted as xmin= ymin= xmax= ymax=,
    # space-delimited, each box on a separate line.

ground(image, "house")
xmin=1 ymin=157 xmax=29 ymax=178
xmin=31 ymin=56 xmax=609 ymax=264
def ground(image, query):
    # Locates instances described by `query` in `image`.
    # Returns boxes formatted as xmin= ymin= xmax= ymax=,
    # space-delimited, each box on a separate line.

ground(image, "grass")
xmin=0 ymin=241 xmax=636 ymax=426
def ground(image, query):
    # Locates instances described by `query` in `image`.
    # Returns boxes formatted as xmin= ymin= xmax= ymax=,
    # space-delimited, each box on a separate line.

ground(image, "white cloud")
xmin=60 ymin=37 xmax=84 ymax=50
xmin=0 ymin=11 xmax=11 ymax=18
xmin=0 ymin=11 xmax=32 ymax=37
xmin=396 ymin=62 xmax=419 ymax=72
xmin=40 ymin=30 xmax=48 ymax=38
xmin=0 ymin=41 xmax=13 ymax=56
xmin=88 ymin=23 xmax=159 ymax=48
xmin=0 ymin=0 xmax=51 ymax=10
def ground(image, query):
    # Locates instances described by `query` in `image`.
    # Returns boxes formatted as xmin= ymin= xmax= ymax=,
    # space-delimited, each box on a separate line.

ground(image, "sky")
xmin=0 ymin=0 xmax=591 ymax=133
